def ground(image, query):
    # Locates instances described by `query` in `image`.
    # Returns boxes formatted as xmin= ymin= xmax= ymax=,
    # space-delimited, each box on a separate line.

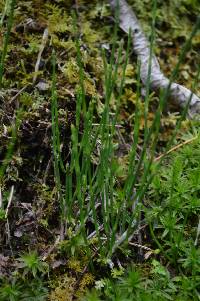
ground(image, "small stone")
xmin=36 ymin=81 xmax=49 ymax=91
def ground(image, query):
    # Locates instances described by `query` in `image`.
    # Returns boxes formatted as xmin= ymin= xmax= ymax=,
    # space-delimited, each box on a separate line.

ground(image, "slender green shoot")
xmin=0 ymin=0 xmax=16 ymax=87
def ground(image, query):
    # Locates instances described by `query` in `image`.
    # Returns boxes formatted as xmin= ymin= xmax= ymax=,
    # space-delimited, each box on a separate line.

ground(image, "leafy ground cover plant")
xmin=0 ymin=251 xmax=48 ymax=301
xmin=82 ymin=131 xmax=200 ymax=300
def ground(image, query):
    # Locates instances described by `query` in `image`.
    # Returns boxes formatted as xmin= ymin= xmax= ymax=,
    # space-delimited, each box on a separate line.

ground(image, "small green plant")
xmin=17 ymin=251 xmax=49 ymax=278
xmin=0 ymin=251 xmax=48 ymax=301
xmin=0 ymin=207 xmax=6 ymax=220
xmin=148 ymin=134 xmax=200 ymax=261
xmin=0 ymin=280 xmax=22 ymax=301
xmin=0 ymin=0 xmax=16 ymax=86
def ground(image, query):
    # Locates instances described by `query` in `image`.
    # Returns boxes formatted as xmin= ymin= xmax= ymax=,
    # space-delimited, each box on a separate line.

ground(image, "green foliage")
xmin=17 ymin=251 xmax=49 ymax=278
xmin=0 ymin=251 xmax=48 ymax=301
xmin=148 ymin=134 xmax=200 ymax=268
xmin=82 ymin=129 xmax=200 ymax=300
xmin=83 ymin=258 xmax=200 ymax=300
xmin=58 ymin=234 xmax=88 ymax=257
xmin=0 ymin=278 xmax=48 ymax=301
xmin=1 ymin=0 xmax=200 ymax=300
xmin=0 ymin=207 xmax=6 ymax=219
xmin=0 ymin=272 xmax=48 ymax=301
xmin=0 ymin=280 xmax=22 ymax=301
xmin=0 ymin=0 xmax=16 ymax=86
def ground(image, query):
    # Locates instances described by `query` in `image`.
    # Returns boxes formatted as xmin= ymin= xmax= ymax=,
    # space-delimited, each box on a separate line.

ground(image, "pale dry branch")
xmin=109 ymin=0 xmax=200 ymax=117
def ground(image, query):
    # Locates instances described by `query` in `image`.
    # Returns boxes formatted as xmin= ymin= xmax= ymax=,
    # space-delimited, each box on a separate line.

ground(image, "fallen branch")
xmin=109 ymin=0 xmax=200 ymax=117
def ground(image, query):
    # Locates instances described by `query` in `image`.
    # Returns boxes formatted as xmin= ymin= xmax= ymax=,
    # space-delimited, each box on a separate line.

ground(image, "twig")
xmin=5 ymin=185 xmax=14 ymax=218
xmin=111 ymin=222 xmax=136 ymax=254
xmin=87 ymin=224 xmax=104 ymax=240
xmin=60 ymin=220 xmax=65 ymax=241
xmin=6 ymin=219 xmax=13 ymax=255
xmin=129 ymin=241 xmax=152 ymax=251
xmin=4 ymin=186 xmax=14 ymax=255
xmin=137 ymin=213 xmax=143 ymax=258
xmin=10 ymin=84 xmax=30 ymax=103
xmin=42 ymin=235 xmax=61 ymax=261
xmin=92 ymin=123 xmax=123 ymax=128
xmin=154 ymin=136 xmax=198 ymax=162
xmin=43 ymin=156 xmax=52 ymax=184
xmin=33 ymin=28 xmax=49 ymax=84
